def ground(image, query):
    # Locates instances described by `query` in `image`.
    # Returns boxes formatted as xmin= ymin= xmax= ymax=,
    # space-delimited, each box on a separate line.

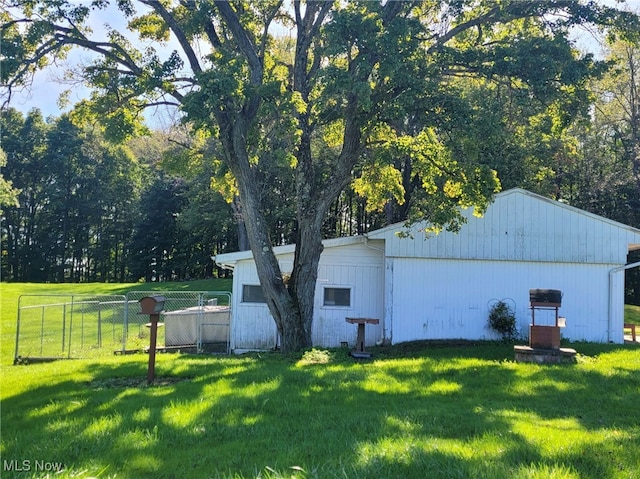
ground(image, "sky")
xmin=3 ymin=0 xmax=640 ymax=128
xmin=2 ymin=1 xmax=187 ymax=128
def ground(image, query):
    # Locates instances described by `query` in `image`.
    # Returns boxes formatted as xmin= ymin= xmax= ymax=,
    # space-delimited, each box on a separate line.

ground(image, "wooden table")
xmin=346 ymin=317 xmax=379 ymax=358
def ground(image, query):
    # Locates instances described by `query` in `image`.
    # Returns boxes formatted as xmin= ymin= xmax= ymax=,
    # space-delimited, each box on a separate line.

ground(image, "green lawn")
xmin=0 ymin=280 xmax=231 ymax=365
xmin=625 ymin=304 xmax=640 ymax=325
xmin=1 ymin=283 xmax=640 ymax=478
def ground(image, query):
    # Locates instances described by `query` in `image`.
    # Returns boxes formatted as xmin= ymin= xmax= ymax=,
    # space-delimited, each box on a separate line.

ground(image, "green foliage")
xmin=488 ymin=300 xmax=517 ymax=341
xmin=0 ymin=109 xmax=239 ymax=282
xmin=0 ymin=109 xmax=144 ymax=281
xmin=0 ymin=148 xmax=20 ymax=212
xmin=128 ymin=175 xmax=187 ymax=282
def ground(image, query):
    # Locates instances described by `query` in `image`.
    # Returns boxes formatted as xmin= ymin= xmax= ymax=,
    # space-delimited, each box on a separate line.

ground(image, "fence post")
xmin=62 ymin=303 xmax=66 ymax=353
xmin=123 ymin=296 xmax=129 ymax=354
xmin=98 ymin=303 xmax=102 ymax=347
xmin=14 ymin=297 xmax=22 ymax=364
xmin=67 ymin=300 xmax=73 ymax=359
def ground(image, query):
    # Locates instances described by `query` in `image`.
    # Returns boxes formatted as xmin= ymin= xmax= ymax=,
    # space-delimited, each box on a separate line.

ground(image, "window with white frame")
xmin=323 ymin=287 xmax=351 ymax=307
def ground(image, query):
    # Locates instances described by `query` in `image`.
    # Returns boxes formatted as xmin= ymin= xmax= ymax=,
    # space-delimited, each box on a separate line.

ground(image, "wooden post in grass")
xmin=139 ymin=296 xmax=166 ymax=385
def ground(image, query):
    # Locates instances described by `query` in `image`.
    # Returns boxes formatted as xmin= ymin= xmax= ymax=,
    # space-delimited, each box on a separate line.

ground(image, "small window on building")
xmin=242 ymin=284 xmax=266 ymax=303
xmin=323 ymin=287 xmax=351 ymax=307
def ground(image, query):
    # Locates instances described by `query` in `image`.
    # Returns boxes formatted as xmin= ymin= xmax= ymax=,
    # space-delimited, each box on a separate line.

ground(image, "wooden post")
xmin=147 ymin=312 xmax=160 ymax=385
xmin=139 ymin=296 xmax=166 ymax=386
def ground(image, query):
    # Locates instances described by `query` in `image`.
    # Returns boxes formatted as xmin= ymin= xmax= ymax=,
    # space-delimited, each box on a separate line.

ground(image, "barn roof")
xmin=366 ymin=188 xmax=640 ymax=262
xmin=215 ymin=188 xmax=640 ymax=269
xmin=367 ymin=188 xmax=640 ymax=242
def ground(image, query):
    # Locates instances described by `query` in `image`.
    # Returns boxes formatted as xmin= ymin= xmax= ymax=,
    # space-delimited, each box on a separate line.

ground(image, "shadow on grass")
xmin=2 ymin=342 xmax=639 ymax=478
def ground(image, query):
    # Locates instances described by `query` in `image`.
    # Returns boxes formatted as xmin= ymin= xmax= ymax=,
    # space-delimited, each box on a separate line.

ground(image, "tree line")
xmin=2 ymin=32 xmax=640 ymax=289
xmin=0 ymin=110 xmax=234 ymax=282
xmin=1 ymin=106 xmax=385 ymax=282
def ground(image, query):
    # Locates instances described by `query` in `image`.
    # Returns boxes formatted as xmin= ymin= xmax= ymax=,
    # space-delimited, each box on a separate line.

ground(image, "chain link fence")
xmin=14 ymin=291 xmax=231 ymax=364
xmin=122 ymin=291 xmax=231 ymax=355
xmin=14 ymin=294 xmax=130 ymax=363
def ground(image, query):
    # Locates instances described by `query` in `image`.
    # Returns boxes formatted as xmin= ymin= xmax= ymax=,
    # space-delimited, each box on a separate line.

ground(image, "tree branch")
xmin=427 ymin=1 xmax=576 ymax=53
xmin=213 ymin=1 xmax=262 ymax=86
xmin=139 ymin=0 xmax=202 ymax=75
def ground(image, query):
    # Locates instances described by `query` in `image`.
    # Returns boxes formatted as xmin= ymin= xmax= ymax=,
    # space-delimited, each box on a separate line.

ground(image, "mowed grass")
xmin=625 ymin=304 xmax=640 ymax=325
xmin=624 ymin=305 xmax=640 ymax=338
xmin=1 ymin=283 xmax=640 ymax=479
xmin=0 ymin=280 xmax=231 ymax=365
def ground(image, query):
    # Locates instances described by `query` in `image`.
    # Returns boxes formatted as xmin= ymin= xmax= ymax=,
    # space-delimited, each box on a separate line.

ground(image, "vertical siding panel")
xmin=587 ymin=214 xmax=595 ymax=262
xmin=472 ymin=210 xmax=481 ymax=259
xmin=609 ymin=269 xmax=625 ymax=343
xmin=495 ymin=195 xmax=505 ymax=260
xmin=458 ymin=210 xmax=468 ymax=259
xmin=516 ymin=192 xmax=527 ymax=261
xmin=384 ymin=258 xmax=394 ymax=341
xmin=552 ymin=203 xmax=563 ymax=262
xmin=391 ymin=233 xmax=406 ymax=257
xmin=565 ymin=208 xmax=575 ymax=259
xmin=530 ymin=196 xmax=541 ymax=261
xmin=578 ymin=212 xmax=587 ymax=262
xmin=602 ymin=224 xmax=610 ymax=263
xmin=389 ymin=257 xmax=616 ymax=344
xmin=593 ymin=218 xmax=603 ymax=263
xmin=615 ymin=228 xmax=624 ymax=263
xmin=568 ymin=207 xmax=578 ymax=262
xmin=507 ymin=192 xmax=516 ymax=259
xmin=607 ymin=224 xmax=616 ymax=263
xmin=445 ymin=222 xmax=456 ymax=258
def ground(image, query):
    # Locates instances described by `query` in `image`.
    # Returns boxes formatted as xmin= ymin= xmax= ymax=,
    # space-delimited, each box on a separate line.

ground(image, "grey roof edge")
xmin=214 ymin=235 xmax=368 ymax=266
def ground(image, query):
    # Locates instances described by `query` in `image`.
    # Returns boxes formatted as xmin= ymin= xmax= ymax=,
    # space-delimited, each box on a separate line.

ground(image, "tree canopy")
xmin=3 ymin=0 xmax=639 ymax=351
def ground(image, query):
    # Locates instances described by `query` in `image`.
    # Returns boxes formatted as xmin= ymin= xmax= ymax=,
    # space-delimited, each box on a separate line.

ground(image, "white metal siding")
xmin=314 ymin=262 xmax=384 ymax=347
xmin=372 ymin=190 xmax=640 ymax=264
xmin=389 ymin=257 xmax=616 ymax=344
xmin=230 ymin=241 xmax=384 ymax=351
xmin=223 ymin=189 xmax=640 ymax=349
xmin=230 ymin=258 xmax=280 ymax=351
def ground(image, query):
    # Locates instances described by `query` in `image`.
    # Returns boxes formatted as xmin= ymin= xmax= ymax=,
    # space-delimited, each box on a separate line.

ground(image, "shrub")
xmin=488 ymin=300 xmax=517 ymax=340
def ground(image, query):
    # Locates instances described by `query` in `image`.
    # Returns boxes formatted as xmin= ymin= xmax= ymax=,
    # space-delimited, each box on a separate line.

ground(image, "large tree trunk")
xmin=231 ymin=195 xmax=250 ymax=252
xmin=238 ymin=176 xmax=309 ymax=352
xmin=220 ymin=120 xmax=309 ymax=352
xmin=287 ymin=215 xmax=325 ymax=350
xmin=213 ymin=1 xmax=358 ymax=352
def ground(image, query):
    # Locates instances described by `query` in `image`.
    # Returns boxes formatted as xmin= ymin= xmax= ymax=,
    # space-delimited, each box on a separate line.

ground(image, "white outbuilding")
xmin=215 ymin=188 xmax=640 ymax=352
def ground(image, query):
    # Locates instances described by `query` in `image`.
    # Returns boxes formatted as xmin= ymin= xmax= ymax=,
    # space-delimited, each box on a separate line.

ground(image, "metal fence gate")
xmin=14 ymin=291 xmax=232 ymax=364
xmin=14 ymin=294 xmax=130 ymax=363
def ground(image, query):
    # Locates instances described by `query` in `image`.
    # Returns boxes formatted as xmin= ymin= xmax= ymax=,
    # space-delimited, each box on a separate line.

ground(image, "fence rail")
xmin=14 ymin=291 xmax=232 ymax=364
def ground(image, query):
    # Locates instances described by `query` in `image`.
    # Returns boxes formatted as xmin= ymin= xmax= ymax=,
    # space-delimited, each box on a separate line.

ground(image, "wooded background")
xmin=2 ymin=1 xmax=640 ymax=306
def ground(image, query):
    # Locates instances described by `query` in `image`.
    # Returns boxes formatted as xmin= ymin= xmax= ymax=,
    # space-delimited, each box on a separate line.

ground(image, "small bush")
xmin=488 ymin=300 xmax=517 ymax=340
xmin=298 ymin=348 xmax=333 ymax=365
